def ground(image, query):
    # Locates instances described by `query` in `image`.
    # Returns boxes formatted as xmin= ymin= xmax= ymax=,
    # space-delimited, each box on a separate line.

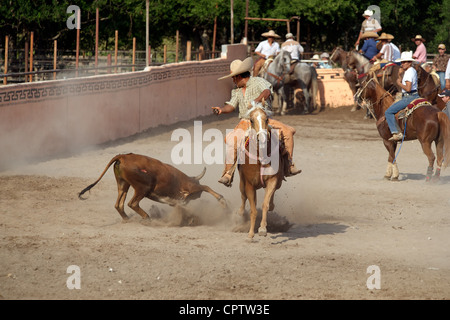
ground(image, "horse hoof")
xmin=258 ymin=227 xmax=267 ymax=237
xmin=383 ymin=176 xmax=391 ymax=180
xmin=391 ymin=177 xmax=399 ymax=181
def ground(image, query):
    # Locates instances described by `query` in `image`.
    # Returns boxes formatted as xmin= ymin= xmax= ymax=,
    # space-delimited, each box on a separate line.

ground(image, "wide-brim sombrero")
xmin=218 ymin=57 xmax=253 ymax=80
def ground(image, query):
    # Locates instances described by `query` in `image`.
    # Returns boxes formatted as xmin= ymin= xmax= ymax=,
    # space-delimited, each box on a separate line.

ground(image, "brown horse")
xmin=355 ymin=77 xmax=450 ymax=181
xmin=237 ymin=103 xmax=290 ymax=239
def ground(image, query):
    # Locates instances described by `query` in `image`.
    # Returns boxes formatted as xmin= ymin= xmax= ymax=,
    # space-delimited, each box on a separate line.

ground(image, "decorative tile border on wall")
xmin=0 ymin=62 xmax=229 ymax=107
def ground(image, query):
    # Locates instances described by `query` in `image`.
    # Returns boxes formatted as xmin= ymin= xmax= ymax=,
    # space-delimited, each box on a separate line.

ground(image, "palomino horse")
xmin=355 ymin=77 xmax=450 ymax=181
xmin=261 ymin=50 xmax=318 ymax=115
xmin=237 ymin=103 xmax=289 ymax=239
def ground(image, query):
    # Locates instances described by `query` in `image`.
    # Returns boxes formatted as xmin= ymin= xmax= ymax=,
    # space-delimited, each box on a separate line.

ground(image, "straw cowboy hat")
xmin=361 ymin=31 xmax=379 ymax=39
xmin=261 ymin=30 xmax=280 ymax=38
xmin=386 ymin=34 xmax=395 ymax=40
xmin=363 ymin=9 xmax=373 ymax=17
xmin=218 ymin=57 xmax=253 ymax=80
xmin=411 ymin=35 xmax=426 ymax=42
xmin=395 ymin=51 xmax=416 ymax=63
xmin=376 ymin=32 xmax=390 ymax=41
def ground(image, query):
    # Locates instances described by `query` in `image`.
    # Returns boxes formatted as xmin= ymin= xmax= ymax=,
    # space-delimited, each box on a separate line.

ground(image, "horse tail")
xmin=310 ymin=67 xmax=319 ymax=110
xmin=437 ymin=112 xmax=450 ymax=169
xmin=78 ymin=154 xmax=122 ymax=199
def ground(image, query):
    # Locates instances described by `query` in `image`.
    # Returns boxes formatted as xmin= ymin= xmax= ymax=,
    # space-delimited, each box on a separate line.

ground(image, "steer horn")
xmin=193 ymin=167 xmax=206 ymax=181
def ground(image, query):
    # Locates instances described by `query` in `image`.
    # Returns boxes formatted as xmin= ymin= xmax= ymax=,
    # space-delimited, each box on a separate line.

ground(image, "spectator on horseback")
xmin=252 ymin=30 xmax=281 ymax=77
xmin=432 ymin=44 xmax=449 ymax=90
xmin=358 ymin=31 xmax=379 ymax=61
xmin=370 ymin=33 xmax=393 ymax=63
xmin=319 ymin=52 xmax=332 ymax=69
xmin=387 ymin=34 xmax=401 ymax=61
xmin=281 ymin=33 xmax=304 ymax=62
xmin=212 ymin=57 xmax=301 ymax=187
xmin=355 ymin=9 xmax=382 ymax=50
xmin=385 ymin=51 xmax=419 ymax=141
xmin=412 ymin=35 xmax=427 ymax=64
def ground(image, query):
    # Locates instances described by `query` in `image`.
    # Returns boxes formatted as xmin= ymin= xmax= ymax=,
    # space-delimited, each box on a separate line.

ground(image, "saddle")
xmin=397 ymin=98 xmax=431 ymax=120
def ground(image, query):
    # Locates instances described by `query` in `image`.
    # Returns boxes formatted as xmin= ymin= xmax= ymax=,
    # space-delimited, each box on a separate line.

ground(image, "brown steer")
xmin=78 ymin=153 xmax=227 ymax=220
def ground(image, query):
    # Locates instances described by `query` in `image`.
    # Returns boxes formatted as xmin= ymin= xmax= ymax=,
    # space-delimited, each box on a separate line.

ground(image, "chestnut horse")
xmin=237 ymin=103 xmax=290 ymax=239
xmin=355 ymin=77 xmax=450 ymax=181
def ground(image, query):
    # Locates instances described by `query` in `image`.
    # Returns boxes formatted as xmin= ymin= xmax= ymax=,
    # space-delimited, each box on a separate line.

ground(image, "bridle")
xmin=354 ymin=77 xmax=393 ymax=119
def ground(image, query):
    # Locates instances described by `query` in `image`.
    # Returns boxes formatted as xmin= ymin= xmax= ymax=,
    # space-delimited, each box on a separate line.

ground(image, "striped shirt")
xmin=226 ymin=77 xmax=273 ymax=119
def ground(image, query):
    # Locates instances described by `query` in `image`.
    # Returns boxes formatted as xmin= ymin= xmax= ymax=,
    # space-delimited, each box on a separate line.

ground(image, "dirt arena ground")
xmin=1 ymin=105 xmax=449 ymax=301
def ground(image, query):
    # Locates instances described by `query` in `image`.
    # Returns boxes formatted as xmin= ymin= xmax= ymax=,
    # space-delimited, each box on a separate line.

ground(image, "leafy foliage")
xmin=0 ymin=0 xmax=448 ymax=55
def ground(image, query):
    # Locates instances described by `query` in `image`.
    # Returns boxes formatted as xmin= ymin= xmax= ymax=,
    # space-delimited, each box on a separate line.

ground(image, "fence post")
xmin=95 ymin=7 xmax=99 ymax=75
xmin=132 ymin=37 xmax=136 ymax=72
xmin=115 ymin=30 xmax=118 ymax=73
xmin=29 ymin=31 xmax=34 ymax=82
xmin=53 ymin=40 xmax=57 ymax=80
xmin=3 ymin=35 xmax=8 ymax=85
xmin=24 ymin=42 xmax=28 ymax=82
xmin=107 ymin=54 xmax=111 ymax=73
xmin=164 ymin=45 xmax=167 ymax=64
xmin=175 ymin=30 xmax=179 ymax=62
xmin=186 ymin=41 xmax=191 ymax=61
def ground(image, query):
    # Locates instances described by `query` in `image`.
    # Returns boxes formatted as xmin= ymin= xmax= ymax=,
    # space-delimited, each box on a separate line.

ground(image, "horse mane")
xmin=244 ymin=103 xmax=273 ymax=119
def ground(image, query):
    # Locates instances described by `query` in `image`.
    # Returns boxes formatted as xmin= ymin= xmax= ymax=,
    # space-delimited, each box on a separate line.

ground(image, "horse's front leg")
xmin=280 ymin=87 xmax=288 ymax=116
xmin=259 ymin=180 xmax=277 ymax=237
xmin=383 ymin=139 xmax=399 ymax=180
xmin=245 ymin=184 xmax=257 ymax=239
xmin=238 ymin=175 xmax=246 ymax=216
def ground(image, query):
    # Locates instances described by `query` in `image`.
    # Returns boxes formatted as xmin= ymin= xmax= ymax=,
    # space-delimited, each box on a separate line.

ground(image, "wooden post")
xmin=164 ymin=45 xmax=167 ymax=64
xmin=212 ymin=3 xmax=218 ymax=56
xmin=145 ymin=0 xmax=149 ymax=67
xmin=199 ymin=45 xmax=204 ymax=61
xmin=115 ymin=30 xmax=118 ymax=73
xmin=297 ymin=18 xmax=300 ymax=43
xmin=29 ymin=31 xmax=34 ymax=82
xmin=147 ymin=46 xmax=152 ymax=65
xmin=24 ymin=42 xmax=28 ymax=82
xmin=132 ymin=37 xmax=136 ymax=72
xmin=3 ymin=35 xmax=8 ymax=85
xmin=230 ymin=0 xmax=234 ymax=44
xmin=244 ymin=0 xmax=249 ymax=42
xmin=107 ymin=54 xmax=111 ymax=73
xmin=75 ymin=10 xmax=80 ymax=77
xmin=95 ymin=7 xmax=99 ymax=75
xmin=53 ymin=40 xmax=57 ymax=80
xmin=175 ymin=30 xmax=179 ymax=62
xmin=186 ymin=41 xmax=191 ymax=61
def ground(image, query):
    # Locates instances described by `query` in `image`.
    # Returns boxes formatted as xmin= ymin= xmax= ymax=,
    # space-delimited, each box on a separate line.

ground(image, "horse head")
xmin=276 ymin=50 xmax=292 ymax=74
xmin=246 ymin=100 xmax=272 ymax=145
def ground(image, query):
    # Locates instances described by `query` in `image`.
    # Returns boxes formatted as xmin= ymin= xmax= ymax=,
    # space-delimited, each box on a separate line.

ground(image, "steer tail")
xmin=193 ymin=167 xmax=206 ymax=181
xmin=78 ymin=154 xmax=122 ymax=199
xmin=438 ymin=112 xmax=450 ymax=169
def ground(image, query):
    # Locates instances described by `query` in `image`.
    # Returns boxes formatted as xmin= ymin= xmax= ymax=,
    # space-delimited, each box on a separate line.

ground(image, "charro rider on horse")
xmin=252 ymin=30 xmax=281 ymax=77
xmin=212 ymin=57 xmax=302 ymax=187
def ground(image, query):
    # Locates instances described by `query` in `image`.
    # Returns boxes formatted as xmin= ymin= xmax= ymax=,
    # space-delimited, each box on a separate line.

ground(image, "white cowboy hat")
xmin=218 ymin=57 xmax=253 ymax=80
xmin=261 ymin=30 xmax=280 ymax=38
xmin=363 ymin=9 xmax=373 ymax=17
xmin=285 ymin=33 xmax=294 ymax=39
xmin=311 ymin=54 xmax=320 ymax=60
xmin=395 ymin=51 xmax=416 ymax=63
xmin=411 ymin=35 xmax=426 ymax=42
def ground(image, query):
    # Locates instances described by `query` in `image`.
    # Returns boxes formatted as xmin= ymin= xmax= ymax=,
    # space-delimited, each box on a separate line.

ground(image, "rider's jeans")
xmin=385 ymin=92 xmax=419 ymax=134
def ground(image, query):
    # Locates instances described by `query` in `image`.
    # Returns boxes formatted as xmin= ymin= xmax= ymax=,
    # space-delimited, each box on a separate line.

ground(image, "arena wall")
xmin=0 ymin=43 xmax=353 ymax=170
xmin=0 ymin=44 xmax=247 ymax=170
